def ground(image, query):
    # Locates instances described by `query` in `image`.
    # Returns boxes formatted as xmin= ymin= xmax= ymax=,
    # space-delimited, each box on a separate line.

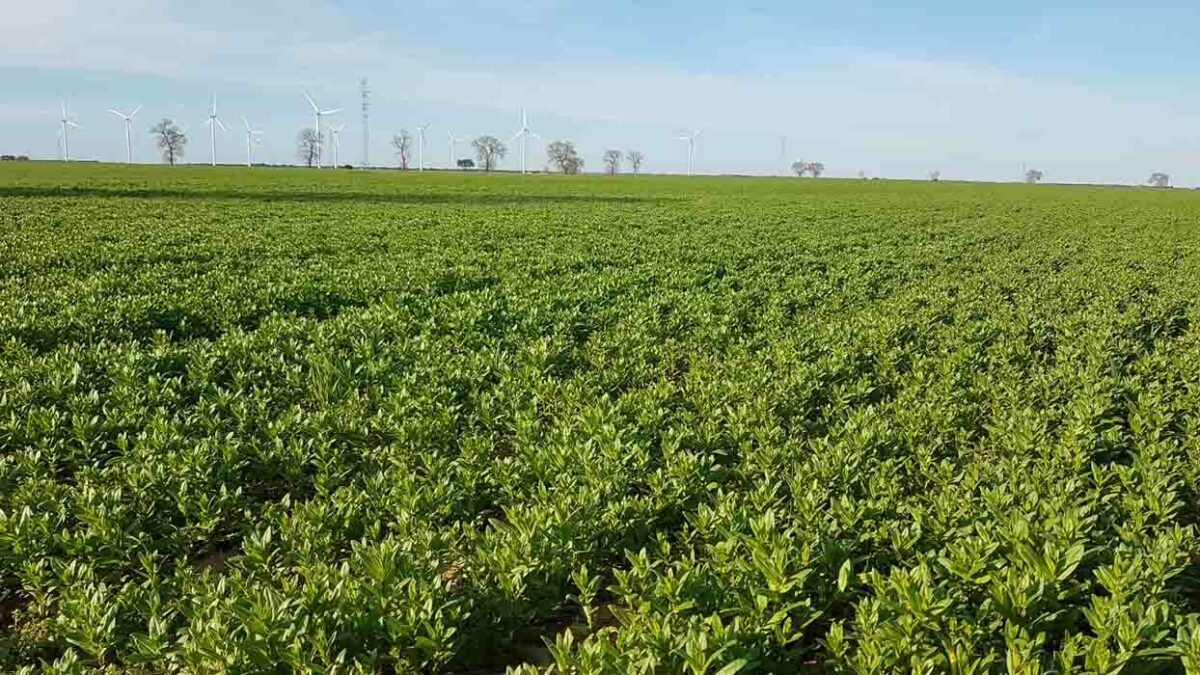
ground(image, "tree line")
xmin=139 ymin=118 xmax=1176 ymax=185
xmin=385 ymin=132 xmax=646 ymax=175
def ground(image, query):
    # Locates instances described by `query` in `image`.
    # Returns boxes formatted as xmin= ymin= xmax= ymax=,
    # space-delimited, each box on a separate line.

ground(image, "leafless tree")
xmin=929 ymin=170 xmax=941 ymax=182
xmin=858 ymin=170 xmax=867 ymax=180
xmin=603 ymin=149 xmax=622 ymax=175
xmin=1025 ymin=169 xmax=1044 ymax=184
xmin=472 ymin=135 xmax=506 ymax=172
xmin=151 ymin=119 xmax=187 ymax=165
xmin=391 ymin=131 xmax=412 ymax=170
xmin=626 ymin=150 xmax=644 ymax=174
xmin=546 ymin=140 xmax=583 ymax=174
xmin=297 ymin=128 xmax=322 ymax=168
xmin=1148 ymin=172 xmax=1171 ymax=188
xmin=806 ymin=162 xmax=825 ymax=178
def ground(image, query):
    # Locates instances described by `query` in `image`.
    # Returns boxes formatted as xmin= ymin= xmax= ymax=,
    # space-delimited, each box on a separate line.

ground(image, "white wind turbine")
xmin=447 ymin=132 xmax=465 ymax=168
xmin=59 ymin=101 xmax=80 ymax=162
xmin=204 ymin=95 xmax=227 ymax=166
xmin=107 ymin=105 xmax=142 ymax=164
xmin=511 ymin=108 xmax=540 ymax=174
xmin=242 ymin=117 xmax=262 ymax=167
xmin=677 ymin=129 xmax=702 ymax=177
xmin=302 ymin=91 xmax=341 ymax=168
xmin=416 ymin=123 xmax=430 ymax=171
xmin=330 ymin=123 xmax=346 ymax=167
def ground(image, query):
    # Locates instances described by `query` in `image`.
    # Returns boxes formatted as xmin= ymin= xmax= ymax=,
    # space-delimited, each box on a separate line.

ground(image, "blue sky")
xmin=4 ymin=1 xmax=1200 ymax=183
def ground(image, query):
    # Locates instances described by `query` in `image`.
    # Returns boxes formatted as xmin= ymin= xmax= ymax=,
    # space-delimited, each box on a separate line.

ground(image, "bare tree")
xmin=151 ymin=119 xmax=187 ymax=165
xmin=472 ymin=135 xmax=506 ymax=172
xmin=1025 ymin=169 xmax=1044 ymax=184
xmin=626 ymin=150 xmax=645 ymax=174
xmin=791 ymin=160 xmax=807 ymax=177
xmin=547 ymin=140 xmax=583 ymax=174
xmin=297 ymin=128 xmax=322 ymax=168
xmin=806 ymin=162 xmax=825 ymax=178
xmin=929 ymin=170 xmax=941 ymax=182
xmin=603 ymin=149 xmax=622 ymax=175
xmin=858 ymin=170 xmax=867 ymax=180
xmin=391 ymin=131 xmax=412 ymax=169
xmin=1148 ymin=172 xmax=1171 ymax=188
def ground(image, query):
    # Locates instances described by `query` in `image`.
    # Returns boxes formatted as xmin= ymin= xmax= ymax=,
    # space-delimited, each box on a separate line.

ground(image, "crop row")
xmin=1 ymin=165 xmax=1199 ymax=672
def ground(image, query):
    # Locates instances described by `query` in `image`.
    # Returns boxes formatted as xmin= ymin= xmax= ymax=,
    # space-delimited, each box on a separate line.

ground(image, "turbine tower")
xmin=360 ymin=78 xmax=370 ymax=168
xmin=447 ymin=132 xmax=464 ymax=169
xmin=511 ymin=109 xmax=540 ymax=174
xmin=204 ymin=95 xmax=226 ymax=166
xmin=416 ymin=123 xmax=430 ymax=171
xmin=779 ymin=135 xmax=787 ymax=177
xmin=302 ymin=91 xmax=341 ymax=169
xmin=330 ymin=123 xmax=346 ymax=167
xmin=242 ymin=117 xmax=262 ymax=167
xmin=677 ymin=129 xmax=702 ymax=177
xmin=59 ymin=101 xmax=79 ymax=162
xmin=107 ymin=105 xmax=142 ymax=164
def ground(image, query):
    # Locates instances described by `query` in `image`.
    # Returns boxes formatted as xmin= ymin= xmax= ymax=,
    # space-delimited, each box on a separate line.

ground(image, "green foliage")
xmin=2 ymin=163 xmax=1200 ymax=672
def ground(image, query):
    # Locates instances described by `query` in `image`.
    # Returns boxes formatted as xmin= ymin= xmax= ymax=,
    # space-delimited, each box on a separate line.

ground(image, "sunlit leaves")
xmin=2 ymin=164 xmax=1200 ymax=671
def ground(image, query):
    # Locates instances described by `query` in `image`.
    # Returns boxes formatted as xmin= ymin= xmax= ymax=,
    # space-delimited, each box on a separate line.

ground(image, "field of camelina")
xmin=2 ymin=162 xmax=1200 ymax=672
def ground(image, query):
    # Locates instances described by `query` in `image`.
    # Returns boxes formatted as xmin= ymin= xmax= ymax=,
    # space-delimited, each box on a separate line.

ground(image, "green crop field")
xmin=3 ymin=163 xmax=1200 ymax=673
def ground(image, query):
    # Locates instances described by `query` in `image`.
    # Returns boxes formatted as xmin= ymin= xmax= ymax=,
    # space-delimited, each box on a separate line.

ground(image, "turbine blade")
xmin=215 ymin=118 xmax=227 ymax=132
xmin=303 ymin=91 xmax=319 ymax=112
xmin=243 ymin=116 xmax=251 ymax=130
xmin=108 ymin=109 xmax=124 ymax=118
xmin=323 ymin=108 xmax=343 ymax=115
xmin=529 ymin=131 xmax=541 ymax=139
xmin=130 ymin=106 xmax=142 ymax=117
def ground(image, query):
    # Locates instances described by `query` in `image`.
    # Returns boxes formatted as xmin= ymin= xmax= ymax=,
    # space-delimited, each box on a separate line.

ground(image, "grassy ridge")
xmin=2 ymin=163 xmax=1200 ymax=672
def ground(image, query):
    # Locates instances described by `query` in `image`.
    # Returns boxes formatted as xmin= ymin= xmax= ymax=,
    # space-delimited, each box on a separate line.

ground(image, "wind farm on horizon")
xmin=32 ymin=85 xmax=733 ymax=176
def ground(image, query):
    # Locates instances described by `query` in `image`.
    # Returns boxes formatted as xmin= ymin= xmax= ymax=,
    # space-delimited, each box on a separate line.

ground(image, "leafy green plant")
xmin=1 ymin=163 xmax=1200 ymax=671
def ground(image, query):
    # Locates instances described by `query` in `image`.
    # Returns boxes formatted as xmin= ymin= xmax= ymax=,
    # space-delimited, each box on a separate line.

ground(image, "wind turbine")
xmin=204 ymin=95 xmax=226 ymax=166
xmin=302 ymin=91 xmax=341 ymax=168
xmin=107 ymin=105 xmax=142 ymax=164
xmin=779 ymin=135 xmax=787 ymax=177
xmin=59 ymin=101 xmax=80 ymax=162
xmin=677 ymin=129 xmax=702 ymax=177
xmin=416 ymin=123 xmax=430 ymax=171
xmin=242 ymin=117 xmax=262 ymax=167
xmin=330 ymin=123 xmax=346 ymax=167
xmin=447 ymin=132 xmax=465 ymax=168
xmin=511 ymin=109 xmax=540 ymax=174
